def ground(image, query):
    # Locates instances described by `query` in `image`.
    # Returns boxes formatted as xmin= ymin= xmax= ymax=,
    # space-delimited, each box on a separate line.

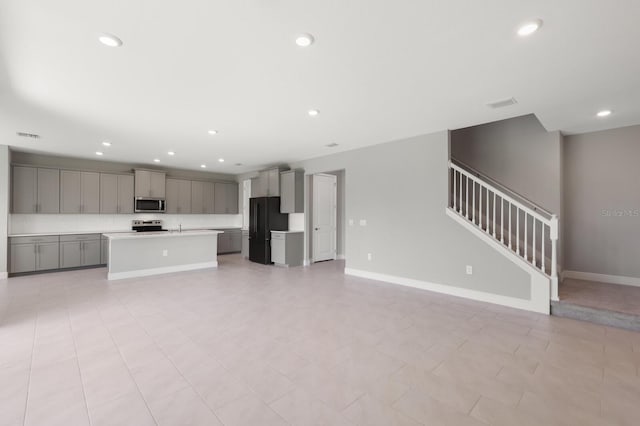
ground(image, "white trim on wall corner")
xmin=562 ymin=270 xmax=640 ymax=288
xmin=337 ymin=254 xmax=346 ymax=260
xmin=0 ymin=272 xmax=7 ymax=280
xmin=344 ymin=268 xmax=550 ymax=315
xmin=303 ymin=259 xmax=311 ymax=266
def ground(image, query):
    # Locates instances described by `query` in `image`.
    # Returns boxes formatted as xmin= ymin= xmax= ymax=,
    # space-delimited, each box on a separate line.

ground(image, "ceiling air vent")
xmin=325 ymin=143 xmax=339 ymax=148
xmin=486 ymin=97 xmax=517 ymax=109
xmin=16 ymin=131 xmax=41 ymax=139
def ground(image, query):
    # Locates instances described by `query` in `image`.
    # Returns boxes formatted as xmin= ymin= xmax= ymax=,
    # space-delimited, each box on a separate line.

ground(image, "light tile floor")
xmin=1 ymin=254 xmax=639 ymax=425
xmin=560 ymin=278 xmax=640 ymax=315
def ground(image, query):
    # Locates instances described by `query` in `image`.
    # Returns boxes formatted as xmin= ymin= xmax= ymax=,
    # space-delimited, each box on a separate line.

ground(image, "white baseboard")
xmin=562 ymin=270 xmax=640 ymax=288
xmin=0 ymin=272 xmax=7 ymax=280
xmin=108 ymin=261 xmax=218 ymax=281
xmin=303 ymin=259 xmax=311 ymax=266
xmin=344 ymin=268 xmax=550 ymax=315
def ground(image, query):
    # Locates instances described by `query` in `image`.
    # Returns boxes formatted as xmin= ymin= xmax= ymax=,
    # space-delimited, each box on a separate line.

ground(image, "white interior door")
xmin=312 ymin=174 xmax=337 ymax=262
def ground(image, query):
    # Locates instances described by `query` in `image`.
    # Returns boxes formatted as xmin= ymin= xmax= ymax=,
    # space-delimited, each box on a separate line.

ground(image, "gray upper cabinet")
xmin=100 ymin=173 xmax=134 ymax=214
xmin=135 ymin=170 xmax=166 ymax=198
xmin=60 ymin=170 xmax=100 ymax=213
xmin=214 ymin=182 xmax=239 ymax=214
xmin=191 ymin=181 xmax=215 ymax=214
xmin=11 ymin=166 xmax=60 ymax=213
xmin=166 ymin=178 xmax=192 ymax=214
xmin=267 ymin=168 xmax=280 ymax=196
xmin=252 ymin=167 xmax=283 ymax=197
xmin=280 ymin=170 xmax=304 ymax=213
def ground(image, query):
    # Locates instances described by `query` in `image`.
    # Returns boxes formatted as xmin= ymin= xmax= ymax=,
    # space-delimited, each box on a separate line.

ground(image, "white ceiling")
xmin=1 ymin=0 xmax=639 ymax=173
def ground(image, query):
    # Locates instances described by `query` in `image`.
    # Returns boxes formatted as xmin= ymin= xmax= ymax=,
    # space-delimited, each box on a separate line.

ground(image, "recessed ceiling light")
xmin=95 ymin=151 xmax=104 ymax=156
xmin=200 ymin=164 xmax=206 ymax=168
xmin=102 ymin=141 xmax=112 ymax=147
xmin=167 ymin=151 xmax=175 ymax=156
xmin=218 ymin=158 xmax=225 ymax=163
xmin=517 ymin=19 xmax=543 ymax=37
xmin=295 ymin=33 xmax=315 ymax=47
xmin=153 ymin=158 xmax=160 ymax=163
xmin=308 ymin=109 xmax=320 ymax=117
xmin=597 ymin=109 xmax=612 ymax=117
xmin=208 ymin=130 xmax=218 ymax=135
xmin=98 ymin=33 xmax=123 ymax=47
xmin=235 ymin=163 xmax=243 ymax=166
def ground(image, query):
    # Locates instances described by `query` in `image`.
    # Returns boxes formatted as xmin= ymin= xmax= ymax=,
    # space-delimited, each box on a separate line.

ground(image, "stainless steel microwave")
xmin=134 ymin=197 xmax=166 ymax=213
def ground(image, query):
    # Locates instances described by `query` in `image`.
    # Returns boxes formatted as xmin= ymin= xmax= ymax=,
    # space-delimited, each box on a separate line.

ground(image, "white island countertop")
xmin=103 ymin=230 xmax=222 ymax=240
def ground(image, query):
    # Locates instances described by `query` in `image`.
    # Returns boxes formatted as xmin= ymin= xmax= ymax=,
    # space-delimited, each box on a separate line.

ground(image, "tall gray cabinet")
xmin=280 ymin=170 xmax=304 ymax=213
xmin=11 ymin=166 xmax=60 ymax=213
xmin=100 ymin=173 xmax=134 ymax=214
xmin=60 ymin=170 xmax=100 ymax=213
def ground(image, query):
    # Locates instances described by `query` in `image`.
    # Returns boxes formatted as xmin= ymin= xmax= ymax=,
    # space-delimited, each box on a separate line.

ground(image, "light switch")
xmin=359 ymin=219 xmax=367 ymax=226
xmin=466 ymin=265 xmax=473 ymax=275
xmin=163 ymin=249 xmax=168 ymax=257
xmin=348 ymin=219 xmax=354 ymax=226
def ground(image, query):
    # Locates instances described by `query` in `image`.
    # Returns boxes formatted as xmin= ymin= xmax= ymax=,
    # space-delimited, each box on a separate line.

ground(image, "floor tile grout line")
xmin=112 ymin=288 xmax=237 ymax=425
xmin=64 ymin=298 xmax=92 ymax=426
xmin=92 ymin=297 xmax=159 ymax=426
xmin=20 ymin=300 xmax=38 ymax=426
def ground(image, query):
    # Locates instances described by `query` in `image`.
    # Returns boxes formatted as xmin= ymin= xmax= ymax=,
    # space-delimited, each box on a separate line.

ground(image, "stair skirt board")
xmin=551 ymin=301 xmax=640 ymax=332
xmin=562 ymin=270 xmax=640 ymax=288
xmin=445 ymin=208 xmax=552 ymax=314
xmin=345 ymin=268 xmax=550 ymax=315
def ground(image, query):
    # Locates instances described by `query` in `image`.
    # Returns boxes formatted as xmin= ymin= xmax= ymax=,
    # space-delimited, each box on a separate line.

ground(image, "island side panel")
xmin=108 ymin=234 xmax=218 ymax=279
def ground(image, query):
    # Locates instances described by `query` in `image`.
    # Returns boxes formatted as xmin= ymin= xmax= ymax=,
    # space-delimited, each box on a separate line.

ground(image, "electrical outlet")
xmin=163 ymin=249 xmax=168 ymax=257
xmin=367 ymin=253 xmax=372 ymax=261
xmin=348 ymin=219 xmax=354 ymax=226
xmin=360 ymin=219 xmax=367 ymax=226
xmin=466 ymin=265 xmax=473 ymax=275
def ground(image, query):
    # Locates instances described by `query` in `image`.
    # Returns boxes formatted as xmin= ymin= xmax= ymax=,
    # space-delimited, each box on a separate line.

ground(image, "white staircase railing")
xmin=448 ymin=161 xmax=559 ymax=301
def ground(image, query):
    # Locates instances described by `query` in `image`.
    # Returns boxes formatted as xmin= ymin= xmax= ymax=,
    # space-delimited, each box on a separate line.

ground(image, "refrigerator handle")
xmin=253 ymin=203 xmax=258 ymax=234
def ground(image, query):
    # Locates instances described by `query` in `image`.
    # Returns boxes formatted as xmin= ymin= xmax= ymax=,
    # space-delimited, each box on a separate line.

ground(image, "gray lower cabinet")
xmin=166 ymin=178 xmax=192 ymax=214
xmin=100 ymin=173 xmax=134 ymax=214
xmin=217 ymin=229 xmax=242 ymax=254
xmin=9 ymin=236 xmax=60 ymax=273
xmin=59 ymin=234 xmax=102 ymax=268
xmin=60 ymin=170 xmax=100 ymax=213
xmin=241 ymin=230 xmax=249 ymax=258
xmin=214 ymin=182 xmax=239 ymax=214
xmin=101 ymin=236 xmax=109 ymax=265
xmin=270 ymin=231 xmax=303 ymax=267
xmin=11 ymin=166 xmax=60 ymax=213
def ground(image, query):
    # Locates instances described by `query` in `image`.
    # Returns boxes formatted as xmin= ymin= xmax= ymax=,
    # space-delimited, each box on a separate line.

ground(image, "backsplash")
xmin=9 ymin=214 xmax=243 ymax=234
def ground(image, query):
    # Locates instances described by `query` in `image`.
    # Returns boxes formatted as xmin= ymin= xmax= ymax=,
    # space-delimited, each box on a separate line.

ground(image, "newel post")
xmin=549 ymin=214 xmax=559 ymax=301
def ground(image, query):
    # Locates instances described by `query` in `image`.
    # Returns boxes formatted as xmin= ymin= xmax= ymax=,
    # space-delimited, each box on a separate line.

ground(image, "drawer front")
xmin=271 ymin=232 xmax=285 ymax=241
xmin=59 ymin=234 xmax=101 ymax=242
xmin=10 ymin=235 xmax=59 ymax=245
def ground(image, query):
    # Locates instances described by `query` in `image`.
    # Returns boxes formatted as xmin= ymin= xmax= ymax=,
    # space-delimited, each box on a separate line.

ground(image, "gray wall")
xmin=450 ymin=114 xmax=562 ymax=215
xmin=290 ymin=131 xmax=531 ymax=299
xmin=564 ymin=125 xmax=640 ymax=278
xmin=0 ymin=145 xmax=9 ymax=276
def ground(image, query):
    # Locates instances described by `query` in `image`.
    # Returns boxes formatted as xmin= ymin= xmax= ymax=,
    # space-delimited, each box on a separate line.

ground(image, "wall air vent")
xmin=325 ymin=143 xmax=339 ymax=148
xmin=486 ymin=97 xmax=518 ymax=109
xmin=16 ymin=131 xmax=41 ymax=139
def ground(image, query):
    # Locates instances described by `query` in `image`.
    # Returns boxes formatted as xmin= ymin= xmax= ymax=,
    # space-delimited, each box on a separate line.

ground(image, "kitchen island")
xmin=103 ymin=230 xmax=222 ymax=280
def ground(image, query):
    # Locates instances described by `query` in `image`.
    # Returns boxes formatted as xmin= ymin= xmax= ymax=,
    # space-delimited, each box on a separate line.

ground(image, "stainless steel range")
xmin=131 ymin=220 xmax=167 ymax=232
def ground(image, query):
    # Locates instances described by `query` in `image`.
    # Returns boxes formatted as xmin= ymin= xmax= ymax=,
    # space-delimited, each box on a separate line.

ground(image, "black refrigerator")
xmin=249 ymin=197 xmax=289 ymax=264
